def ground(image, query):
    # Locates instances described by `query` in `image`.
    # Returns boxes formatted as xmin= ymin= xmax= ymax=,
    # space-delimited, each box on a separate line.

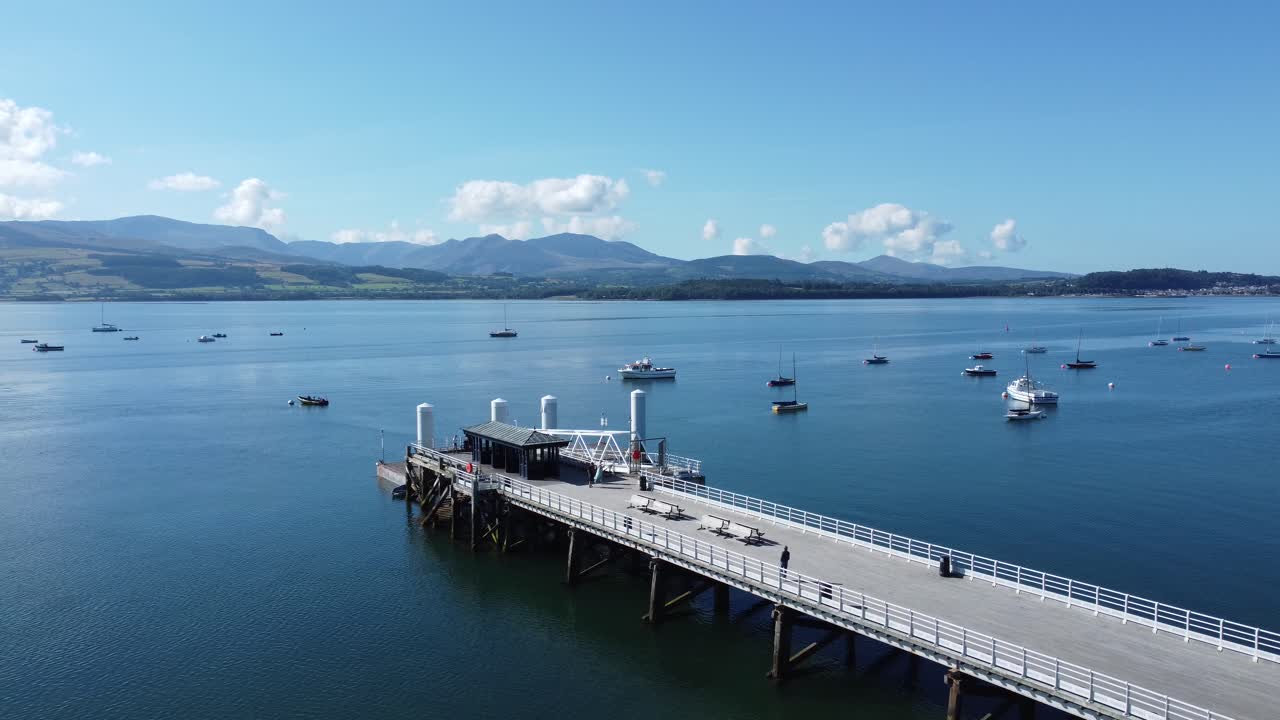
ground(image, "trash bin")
xmin=939 ymin=555 xmax=952 ymax=578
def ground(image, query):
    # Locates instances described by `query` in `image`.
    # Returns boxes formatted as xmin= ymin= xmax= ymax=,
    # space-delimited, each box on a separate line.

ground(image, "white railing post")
xmin=1094 ymin=586 xmax=1100 ymax=616
xmin=1021 ymin=646 xmax=1027 ymax=675
xmin=1124 ymin=681 xmax=1130 ymax=713
xmin=1123 ymin=594 xmax=1129 ymax=624
xmin=1053 ymin=658 xmax=1060 ymax=689
xmin=1153 ymin=602 xmax=1161 ymax=633
xmin=1218 ymin=619 xmax=1224 ymax=651
xmin=1254 ymin=628 xmax=1260 ymax=662
xmin=1185 ymin=609 xmax=1191 ymax=642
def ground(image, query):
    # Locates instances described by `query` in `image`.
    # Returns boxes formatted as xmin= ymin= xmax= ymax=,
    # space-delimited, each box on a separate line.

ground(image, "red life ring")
xmin=631 ymin=449 xmax=641 ymax=460
xmin=466 ymin=463 xmax=474 ymax=473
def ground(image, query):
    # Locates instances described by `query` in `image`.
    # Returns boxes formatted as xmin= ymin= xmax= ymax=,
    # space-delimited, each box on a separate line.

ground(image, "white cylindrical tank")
xmin=540 ymin=395 xmax=558 ymax=430
xmin=491 ymin=398 xmax=509 ymax=424
xmin=630 ymin=389 xmax=647 ymax=444
xmin=416 ymin=403 xmax=434 ymax=449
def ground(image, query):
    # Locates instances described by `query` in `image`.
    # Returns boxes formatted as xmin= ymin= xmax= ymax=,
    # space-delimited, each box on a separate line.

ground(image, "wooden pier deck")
xmin=398 ymin=448 xmax=1279 ymax=720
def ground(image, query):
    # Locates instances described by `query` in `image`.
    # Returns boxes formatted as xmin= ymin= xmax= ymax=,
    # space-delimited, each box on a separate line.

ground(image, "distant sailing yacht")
xmin=1065 ymin=330 xmax=1096 ymax=369
xmin=489 ymin=304 xmax=517 ymax=338
xmin=91 ymin=302 xmax=121 ymax=332
xmin=1171 ymin=318 xmax=1190 ymax=342
xmin=1023 ymin=329 xmax=1046 ymax=354
xmin=767 ymin=346 xmax=795 ymax=386
xmin=771 ymin=354 xmax=808 ymax=413
xmin=1149 ymin=317 xmax=1169 ymax=346
xmin=1253 ymin=320 xmax=1277 ymax=345
xmin=863 ymin=337 xmax=889 ymax=364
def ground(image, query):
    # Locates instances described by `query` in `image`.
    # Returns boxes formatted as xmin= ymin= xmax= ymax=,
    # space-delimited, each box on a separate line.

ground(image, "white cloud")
xmin=822 ymin=202 xmax=956 ymax=261
xmin=70 ymin=151 xmax=111 ymax=167
xmin=990 ymin=218 xmax=1027 ymax=252
xmin=330 ymin=220 xmax=439 ymax=245
xmin=733 ymin=237 xmax=770 ymax=256
xmin=796 ymin=244 xmax=815 ymax=263
xmin=0 ymin=99 xmax=67 ymax=189
xmin=480 ymin=220 xmax=534 ymax=240
xmin=448 ymin=174 xmax=630 ymax=221
xmin=702 ymin=218 xmax=719 ymax=241
xmin=149 ymin=172 xmax=220 ymax=191
xmin=641 ymin=168 xmax=666 ymax=187
xmin=214 ymin=178 xmax=285 ymax=230
xmin=540 ymin=215 xmax=635 ymax=240
xmin=0 ymin=192 xmax=62 ymax=219
xmin=759 ymin=223 xmax=777 ymax=239
xmin=929 ymin=239 xmax=967 ymax=265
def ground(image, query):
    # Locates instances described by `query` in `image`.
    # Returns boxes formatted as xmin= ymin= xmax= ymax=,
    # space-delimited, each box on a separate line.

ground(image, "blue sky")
xmin=2 ymin=1 xmax=1277 ymax=272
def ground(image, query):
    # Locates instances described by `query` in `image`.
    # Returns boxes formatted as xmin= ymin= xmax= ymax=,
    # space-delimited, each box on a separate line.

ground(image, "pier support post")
xmin=469 ymin=496 xmax=478 ymax=551
xmin=713 ymin=583 xmax=730 ymax=615
xmin=845 ymin=632 xmax=857 ymax=669
xmin=565 ymin=529 xmax=579 ymax=585
xmin=1018 ymin=696 xmax=1036 ymax=720
xmin=945 ymin=669 xmax=964 ymax=720
xmin=767 ymin=605 xmax=794 ymax=680
xmin=449 ymin=487 xmax=458 ymax=540
xmin=643 ymin=558 xmax=664 ymax=623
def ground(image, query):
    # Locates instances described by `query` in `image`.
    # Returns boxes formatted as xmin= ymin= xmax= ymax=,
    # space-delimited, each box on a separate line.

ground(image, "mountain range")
xmin=0 ymin=215 xmax=1072 ymax=284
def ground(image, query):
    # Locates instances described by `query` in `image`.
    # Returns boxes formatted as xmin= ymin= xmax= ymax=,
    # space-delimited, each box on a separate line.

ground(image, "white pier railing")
xmin=644 ymin=474 xmax=1280 ymax=665
xmin=548 ymin=429 xmax=702 ymax=475
xmin=495 ymin=474 xmax=1234 ymax=720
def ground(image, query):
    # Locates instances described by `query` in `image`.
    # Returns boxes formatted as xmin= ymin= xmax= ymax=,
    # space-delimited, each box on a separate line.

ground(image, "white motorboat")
xmin=197 ymin=335 xmax=216 ymax=343
xmin=618 ymin=356 xmax=676 ymax=379
xmin=1006 ymin=353 xmax=1058 ymax=404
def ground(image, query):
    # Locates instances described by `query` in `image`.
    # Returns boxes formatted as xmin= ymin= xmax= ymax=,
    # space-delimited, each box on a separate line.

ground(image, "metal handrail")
xmin=643 ymin=475 xmax=1280 ymax=665
xmin=494 ymin=474 xmax=1234 ymax=720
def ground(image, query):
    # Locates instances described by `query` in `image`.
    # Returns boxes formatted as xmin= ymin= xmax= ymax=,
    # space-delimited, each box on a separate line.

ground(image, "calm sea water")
xmin=2 ymin=298 xmax=1278 ymax=719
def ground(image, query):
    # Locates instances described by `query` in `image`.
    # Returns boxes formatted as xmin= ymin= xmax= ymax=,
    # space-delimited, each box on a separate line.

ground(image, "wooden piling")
xmin=565 ymin=529 xmax=579 ymax=585
xmin=643 ymin=557 xmax=664 ymax=623
xmin=767 ymin=605 xmax=794 ymax=680
xmin=945 ymin=669 xmax=964 ymax=720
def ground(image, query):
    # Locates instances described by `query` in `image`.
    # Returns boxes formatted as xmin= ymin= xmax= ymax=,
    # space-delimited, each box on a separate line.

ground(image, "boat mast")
xmin=791 ymin=353 xmax=798 ymax=403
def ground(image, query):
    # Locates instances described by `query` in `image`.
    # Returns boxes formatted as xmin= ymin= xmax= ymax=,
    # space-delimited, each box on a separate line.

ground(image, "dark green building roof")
xmin=463 ymin=421 xmax=569 ymax=448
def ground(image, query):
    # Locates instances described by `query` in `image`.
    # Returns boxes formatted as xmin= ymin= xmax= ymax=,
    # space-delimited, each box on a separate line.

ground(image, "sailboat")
xmin=771 ymin=354 xmax=808 ymax=413
xmin=1149 ymin=317 xmax=1169 ymax=346
xmin=1065 ymin=330 xmax=1096 ymax=369
xmin=1023 ymin=329 xmax=1046 ymax=354
xmin=863 ymin=337 xmax=889 ymax=364
xmin=489 ymin=304 xmax=517 ymax=338
xmin=91 ymin=302 xmax=121 ymax=332
xmin=767 ymin=346 xmax=795 ymax=386
xmin=1171 ymin=318 xmax=1190 ymax=342
xmin=1253 ymin=320 xmax=1277 ymax=345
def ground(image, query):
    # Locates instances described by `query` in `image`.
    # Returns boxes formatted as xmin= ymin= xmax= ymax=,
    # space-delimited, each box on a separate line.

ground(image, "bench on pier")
xmin=701 ymin=514 xmax=764 ymax=545
xmin=629 ymin=494 xmax=683 ymax=519
xmin=699 ymin=514 xmax=729 ymax=533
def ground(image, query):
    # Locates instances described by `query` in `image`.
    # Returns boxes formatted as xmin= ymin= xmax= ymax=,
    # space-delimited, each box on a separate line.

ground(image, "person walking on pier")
xmin=780 ymin=546 xmax=791 ymax=580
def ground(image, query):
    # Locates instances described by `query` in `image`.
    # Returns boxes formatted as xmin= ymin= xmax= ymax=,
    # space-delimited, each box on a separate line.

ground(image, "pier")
xmin=383 ymin=393 xmax=1279 ymax=720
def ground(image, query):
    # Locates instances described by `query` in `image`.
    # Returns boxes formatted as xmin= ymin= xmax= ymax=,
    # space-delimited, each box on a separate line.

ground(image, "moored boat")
xmin=269 ymin=332 xmax=284 ymax=336
xmin=1023 ymin=346 xmax=1046 ymax=354
xmin=1150 ymin=317 xmax=1169 ymax=346
xmin=212 ymin=333 xmax=228 ymax=338
xmin=1006 ymin=407 xmax=1046 ymax=421
xmin=771 ymin=400 xmax=808 ymax=413
xmin=20 ymin=339 xmax=37 ymax=343
xmin=197 ymin=335 xmax=216 ymax=343
xmin=1178 ymin=344 xmax=1206 ymax=352
xmin=963 ymin=365 xmax=997 ymax=377
xmin=767 ymin=347 xmax=795 ymax=386
xmin=489 ymin=304 xmax=517 ymax=338
xmin=864 ymin=338 xmax=889 ymax=364
xmin=971 ymin=352 xmax=993 ymax=360
xmin=1065 ymin=330 xmax=1096 ymax=368
xmin=33 ymin=343 xmax=65 ymax=352
xmin=1254 ymin=350 xmax=1280 ymax=359
xmin=297 ymin=395 xmax=330 ymax=406
xmin=1007 ymin=355 xmax=1059 ymax=405
xmin=123 ymin=336 xmax=140 ymax=341
xmin=771 ymin=354 xmax=808 ymax=413
xmin=619 ymin=356 xmax=676 ymax=379
xmin=91 ymin=302 xmax=122 ymax=332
